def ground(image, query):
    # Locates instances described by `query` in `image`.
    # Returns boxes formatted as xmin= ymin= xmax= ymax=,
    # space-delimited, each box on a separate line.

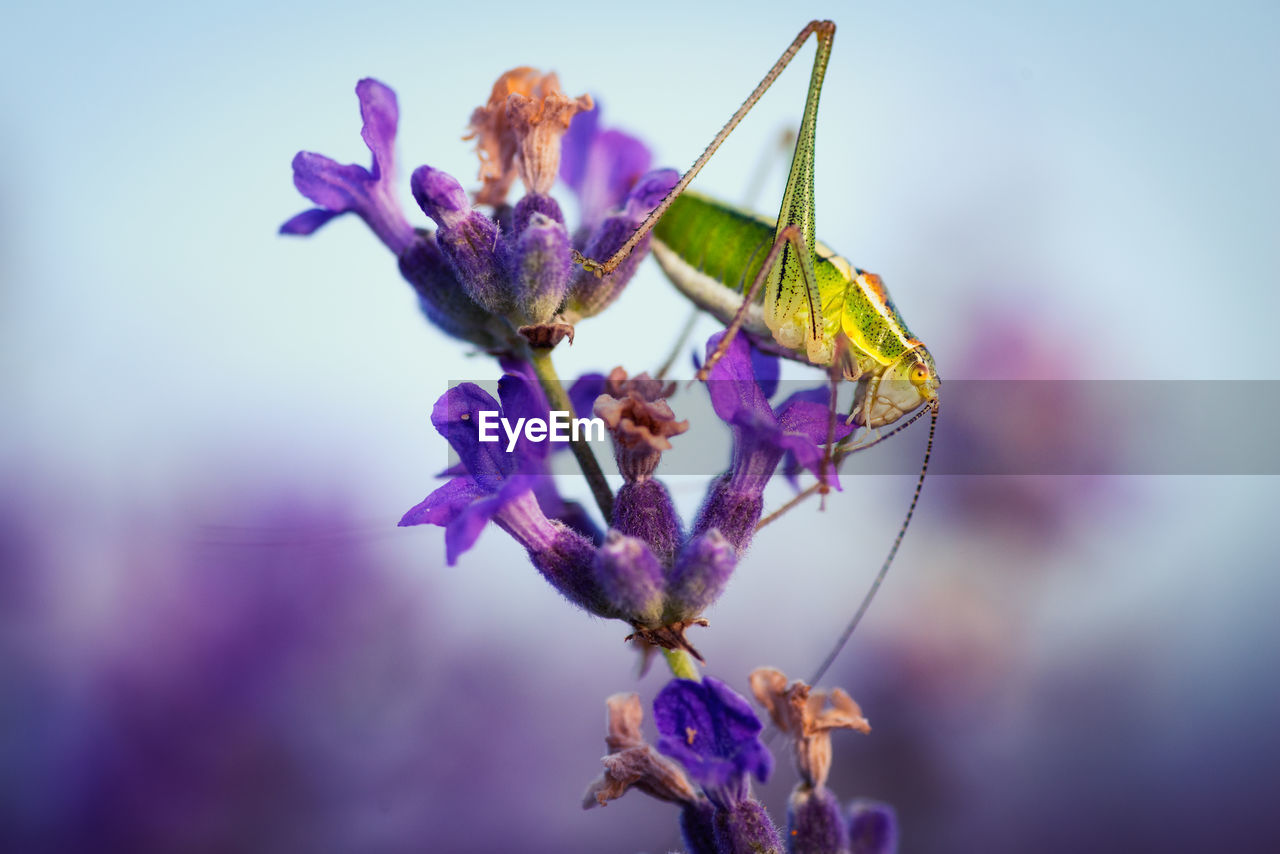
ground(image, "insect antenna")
xmin=754 ymin=398 xmax=934 ymax=532
xmin=805 ymin=401 xmax=938 ymax=687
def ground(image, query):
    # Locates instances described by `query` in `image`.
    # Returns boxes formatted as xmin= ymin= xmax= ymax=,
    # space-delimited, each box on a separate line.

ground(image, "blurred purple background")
xmin=3 ymin=1 xmax=1278 ymax=852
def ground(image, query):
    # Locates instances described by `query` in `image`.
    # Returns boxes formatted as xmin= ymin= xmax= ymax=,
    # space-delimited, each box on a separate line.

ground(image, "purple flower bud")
xmin=613 ymin=479 xmax=683 ymax=567
xmin=665 ymin=530 xmax=737 ymax=620
xmin=680 ymin=799 xmax=720 ymax=854
xmin=847 ymin=800 xmax=898 ymax=854
xmin=693 ymin=473 xmax=763 ymax=554
xmin=410 ymin=164 xmax=471 ymax=228
xmin=788 ymin=786 xmax=848 ymax=854
xmin=594 ymin=532 xmax=665 ymax=625
xmin=512 ymin=192 xmax=566 ymax=233
xmin=411 ymin=166 xmax=512 ymax=316
xmin=564 ymin=169 xmax=679 ymax=320
xmin=509 ymin=210 xmax=572 ymax=325
xmin=397 ymin=232 xmax=506 ymax=349
xmin=715 ymin=797 xmax=785 ymax=854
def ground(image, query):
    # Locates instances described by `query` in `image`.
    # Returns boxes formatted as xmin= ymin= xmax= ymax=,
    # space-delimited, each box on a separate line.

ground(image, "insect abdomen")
xmin=653 ymin=192 xmax=776 ymax=297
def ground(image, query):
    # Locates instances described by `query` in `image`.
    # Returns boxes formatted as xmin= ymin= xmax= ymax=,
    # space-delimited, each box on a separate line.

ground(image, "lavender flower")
xmin=282 ymin=74 xmax=675 ymax=353
xmin=398 ymin=371 xmax=611 ymax=615
xmin=654 ymin=677 xmax=774 ymax=809
xmin=695 ymin=331 xmax=853 ymax=552
xmin=280 ymin=78 xmax=414 ymax=255
xmin=654 ymin=677 xmax=784 ymax=853
xmin=432 ymin=68 xmax=676 ymax=337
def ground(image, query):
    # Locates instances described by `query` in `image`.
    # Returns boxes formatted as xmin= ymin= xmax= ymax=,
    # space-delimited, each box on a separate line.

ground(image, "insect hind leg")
xmin=697 ymin=223 xmax=813 ymax=381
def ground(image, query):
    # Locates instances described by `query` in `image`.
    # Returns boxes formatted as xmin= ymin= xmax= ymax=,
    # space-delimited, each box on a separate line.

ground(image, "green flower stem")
xmin=663 ymin=649 xmax=700 ymax=680
xmin=528 ymin=348 xmax=614 ymax=524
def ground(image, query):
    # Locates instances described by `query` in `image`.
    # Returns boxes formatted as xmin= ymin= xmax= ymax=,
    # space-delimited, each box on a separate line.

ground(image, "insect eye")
xmin=912 ymin=364 xmax=930 ymax=382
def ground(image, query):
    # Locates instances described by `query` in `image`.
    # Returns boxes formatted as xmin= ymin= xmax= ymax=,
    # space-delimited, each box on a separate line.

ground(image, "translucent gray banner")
xmin=441 ymin=380 xmax=1280 ymax=476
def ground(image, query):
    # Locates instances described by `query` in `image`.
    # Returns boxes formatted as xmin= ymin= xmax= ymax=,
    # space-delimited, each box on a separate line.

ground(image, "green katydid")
xmin=576 ymin=20 xmax=940 ymax=684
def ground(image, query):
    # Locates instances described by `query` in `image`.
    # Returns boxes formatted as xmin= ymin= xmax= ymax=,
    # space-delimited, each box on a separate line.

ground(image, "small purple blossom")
xmin=398 ymin=369 xmax=611 ymax=615
xmin=694 ymin=331 xmax=853 ymax=552
xmin=280 ymin=79 xmax=414 ymax=254
xmin=653 ymin=677 xmax=774 ymax=810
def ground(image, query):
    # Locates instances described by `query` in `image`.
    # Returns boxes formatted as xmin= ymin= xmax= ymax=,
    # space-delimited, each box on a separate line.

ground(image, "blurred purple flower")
xmin=559 ymin=102 xmax=653 ymax=233
xmin=280 ymin=79 xmax=414 ymax=254
xmin=848 ymin=800 xmax=898 ymax=854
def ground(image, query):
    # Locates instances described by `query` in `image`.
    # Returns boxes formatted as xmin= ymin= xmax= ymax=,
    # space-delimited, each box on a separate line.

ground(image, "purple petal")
xmin=430 ymin=383 xmax=511 ymax=491
xmin=704 ymin=332 xmax=776 ymax=430
xmin=560 ymin=103 xmax=654 ymax=230
xmin=776 ymin=387 xmax=854 ymax=445
xmin=654 ymin=679 xmax=720 ymax=759
xmin=356 ymin=78 xmax=398 ymax=180
xmin=776 ymin=388 xmax=854 ymax=489
xmin=567 ymin=373 xmax=607 ymax=422
xmin=702 ymin=676 xmax=766 ymax=752
xmin=622 ymin=168 xmax=678 ymax=218
xmin=749 ymin=346 xmax=780 ymax=399
xmin=279 ymin=207 xmax=341 ymax=236
xmin=398 ymin=476 xmax=487 ymax=528
xmin=496 ymin=370 xmax=553 ymax=464
xmin=442 ymin=491 xmax=506 ymax=565
xmin=291 ymin=151 xmax=371 ymax=212
xmin=559 ymin=103 xmax=600 ymax=192
xmin=281 ymin=82 xmax=413 ymax=252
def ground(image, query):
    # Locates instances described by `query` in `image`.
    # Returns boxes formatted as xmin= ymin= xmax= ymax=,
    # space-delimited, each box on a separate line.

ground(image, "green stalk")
xmin=528 ymin=348 xmax=614 ymax=524
xmin=662 ymin=649 xmax=700 ymax=680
